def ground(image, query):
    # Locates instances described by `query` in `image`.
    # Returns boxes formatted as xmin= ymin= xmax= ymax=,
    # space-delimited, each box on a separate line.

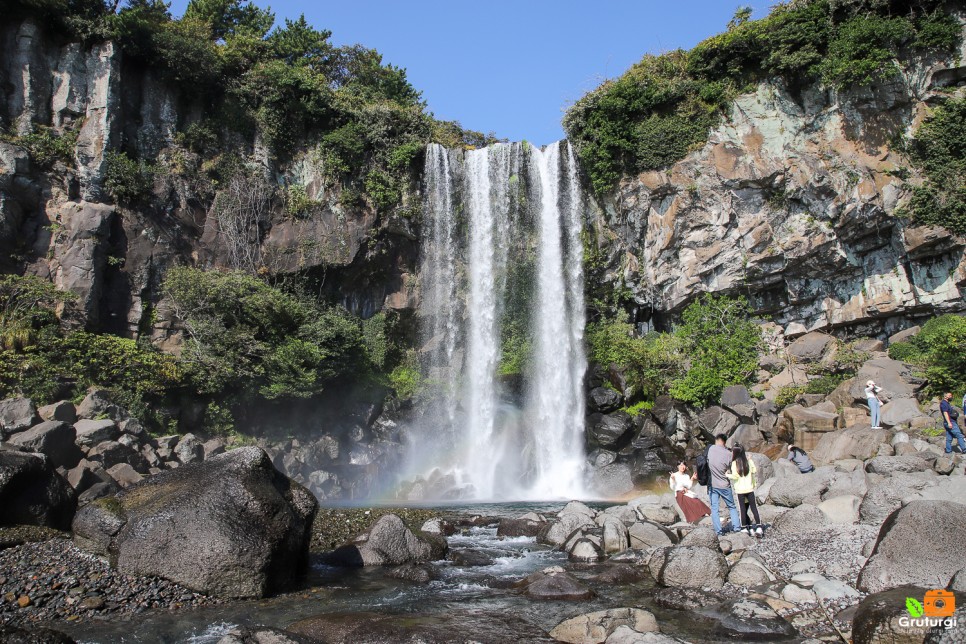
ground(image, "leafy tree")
xmin=888 ymin=315 xmax=966 ymax=398
xmin=903 ymin=97 xmax=966 ymax=235
xmin=668 ymin=294 xmax=762 ymax=406
xmin=267 ymin=14 xmax=332 ymax=67
xmin=163 ymin=267 xmax=364 ymax=402
xmin=183 ymin=0 xmax=274 ymax=40
xmin=0 ymin=275 xmax=73 ymax=351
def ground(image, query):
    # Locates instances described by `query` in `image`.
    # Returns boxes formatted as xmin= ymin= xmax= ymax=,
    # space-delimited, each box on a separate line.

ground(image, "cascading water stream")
xmin=408 ymin=140 xmax=590 ymax=500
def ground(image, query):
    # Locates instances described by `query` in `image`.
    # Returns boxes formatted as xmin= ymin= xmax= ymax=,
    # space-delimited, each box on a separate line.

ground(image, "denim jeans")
xmin=709 ymin=486 xmax=741 ymax=534
xmin=869 ymin=397 xmax=880 ymax=427
xmin=946 ymin=422 xmax=966 ymax=453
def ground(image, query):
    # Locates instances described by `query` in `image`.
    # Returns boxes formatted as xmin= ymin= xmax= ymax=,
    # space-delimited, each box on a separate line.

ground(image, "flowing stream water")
xmin=409 ymin=141 xmax=589 ymax=501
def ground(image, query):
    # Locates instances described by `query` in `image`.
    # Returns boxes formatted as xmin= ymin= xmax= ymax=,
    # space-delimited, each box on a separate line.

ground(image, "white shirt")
xmin=669 ymin=472 xmax=693 ymax=494
xmin=865 ymin=385 xmax=881 ymax=400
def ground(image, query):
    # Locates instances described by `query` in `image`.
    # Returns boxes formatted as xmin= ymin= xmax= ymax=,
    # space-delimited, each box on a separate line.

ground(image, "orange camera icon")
xmin=924 ymin=589 xmax=956 ymax=618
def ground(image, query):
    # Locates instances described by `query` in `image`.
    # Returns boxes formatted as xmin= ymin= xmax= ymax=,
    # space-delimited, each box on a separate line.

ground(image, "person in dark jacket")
xmin=941 ymin=392 xmax=966 ymax=454
xmin=785 ymin=445 xmax=814 ymax=473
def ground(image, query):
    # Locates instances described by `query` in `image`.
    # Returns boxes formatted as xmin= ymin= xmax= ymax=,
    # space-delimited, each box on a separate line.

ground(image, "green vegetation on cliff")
xmin=903 ymin=97 xmax=966 ymax=235
xmin=588 ymin=294 xmax=762 ymax=407
xmin=563 ymin=0 xmax=961 ymax=196
xmin=889 ymin=315 xmax=966 ymax=398
xmin=9 ymin=0 xmax=497 ymax=212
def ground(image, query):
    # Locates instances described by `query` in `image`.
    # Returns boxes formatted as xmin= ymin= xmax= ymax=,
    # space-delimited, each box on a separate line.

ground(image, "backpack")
xmin=696 ymin=446 xmax=712 ymax=487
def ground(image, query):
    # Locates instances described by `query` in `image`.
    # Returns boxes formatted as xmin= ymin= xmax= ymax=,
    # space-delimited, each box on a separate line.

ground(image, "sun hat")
xmin=866 ymin=380 xmax=875 ymax=387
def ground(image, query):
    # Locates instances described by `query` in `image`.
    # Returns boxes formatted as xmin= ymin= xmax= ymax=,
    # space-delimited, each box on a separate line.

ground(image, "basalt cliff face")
xmin=0 ymin=20 xmax=418 ymax=347
xmin=594 ymin=27 xmax=966 ymax=340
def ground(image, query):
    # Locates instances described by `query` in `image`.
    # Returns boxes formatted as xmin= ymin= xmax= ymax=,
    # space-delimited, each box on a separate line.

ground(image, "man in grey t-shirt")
xmin=708 ymin=434 xmax=741 ymax=535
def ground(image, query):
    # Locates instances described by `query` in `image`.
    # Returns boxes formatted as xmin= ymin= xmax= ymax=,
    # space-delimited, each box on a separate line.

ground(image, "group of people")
xmin=872 ymin=378 xmax=966 ymax=454
xmin=668 ymin=436 xmax=815 ymax=536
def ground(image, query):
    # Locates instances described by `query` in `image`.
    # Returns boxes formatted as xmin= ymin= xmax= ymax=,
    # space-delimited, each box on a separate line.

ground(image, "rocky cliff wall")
xmin=594 ymin=23 xmax=966 ymax=340
xmin=0 ymin=20 xmax=419 ymax=346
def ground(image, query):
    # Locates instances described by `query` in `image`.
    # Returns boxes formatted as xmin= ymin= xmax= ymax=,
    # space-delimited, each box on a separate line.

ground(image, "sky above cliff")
xmin=168 ymin=1 xmax=773 ymax=145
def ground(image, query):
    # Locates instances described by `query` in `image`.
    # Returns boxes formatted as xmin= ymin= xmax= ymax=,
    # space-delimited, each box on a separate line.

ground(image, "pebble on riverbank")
xmin=0 ymin=536 xmax=224 ymax=626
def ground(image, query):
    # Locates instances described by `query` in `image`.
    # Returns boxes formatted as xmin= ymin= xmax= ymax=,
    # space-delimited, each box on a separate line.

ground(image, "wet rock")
xmin=448 ymin=548 xmax=495 ymax=567
xmin=497 ymin=516 xmax=544 ymax=538
xmin=520 ymin=568 xmax=594 ymax=601
xmin=601 ymin=516 xmax=629 ymax=554
xmin=711 ymin=598 xmax=796 ymax=640
xmin=217 ymin=626 xmax=313 ymax=644
xmin=321 ymin=513 xmax=447 ymax=567
xmin=385 ymin=563 xmax=438 ymax=584
xmin=420 ymin=517 xmax=456 ymax=536
xmin=287 ymin=610 xmax=556 ymax=643
xmin=549 ymin=608 xmax=659 ymax=644
xmin=72 ymin=447 xmax=317 ymax=598
xmin=594 ymin=564 xmax=644 ymax=585
xmin=0 ymin=451 xmax=75 ymax=529
xmin=0 ymin=624 xmax=77 ymax=643
xmin=569 ymin=538 xmax=604 ymax=563
xmin=592 ymin=463 xmax=636 ymax=497
xmin=658 ymin=546 xmax=729 ymax=589
xmin=858 ymin=500 xmax=966 ymax=593
xmin=8 ymin=421 xmax=78 ymax=468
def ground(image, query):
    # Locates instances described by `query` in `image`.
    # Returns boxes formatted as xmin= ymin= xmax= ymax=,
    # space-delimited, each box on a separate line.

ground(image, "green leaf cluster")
xmin=104 ymin=150 xmax=156 ymax=205
xmin=2 ymin=126 xmax=79 ymax=169
xmin=887 ymin=315 xmax=966 ymax=398
xmin=903 ymin=97 xmax=966 ymax=235
xmin=162 ymin=267 xmax=365 ymax=402
xmin=564 ymin=0 xmax=961 ymax=196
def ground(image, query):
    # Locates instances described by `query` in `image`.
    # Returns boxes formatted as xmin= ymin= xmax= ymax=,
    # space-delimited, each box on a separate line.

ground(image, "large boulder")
xmin=322 ymin=514 xmax=447 ymax=567
xmin=7 ymin=421 xmax=78 ymax=467
xmin=0 ymin=451 xmax=76 ymax=529
xmin=811 ymin=426 xmax=889 ymax=464
xmin=782 ymin=405 xmax=839 ymax=451
xmin=858 ymin=501 xmax=966 ymax=593
xmin=549 ymin=608 xmax=659 ymax=644
xmin=592 ymin=463 xmax=636 ymax=497
xmin=768 ymin=471 xmax=830 ymax=507
xmin=721 ymin=385 xmax=756 ymax=422
xmin=71 ymin=447 xmax=317 ymax=598
xmin=879 ymin=398 xmax=929 ymax=428
xmin=174 ymin=433 xmax=204 ymax=464
xmin=865 ymin=455 xmax=930 ymax=475
xmin=628 ymin=522 xmax=677 ymax=549
xmin=696 ymin=406 xmax=739 ymax=438
xmin=38 ymin=401 xmax=77 ymax=424
xmin=519 ymin=567 xmax=594 ymax=601
xmin=73 ymin=419 xmax=120 ymax=448
xmin=851 ymin=586 xmax=958 ymax=644
xmin=772 ymin=504 xmax=830 ymax=533
xmin=589 ymin=387 xmax=623 ymax=413
xmin=591 ymin=413 xmax=634 ymax=447
xmin=0 ymin=397 xmax=39 ymax=435
xmin=657 ymin=546 xmax=729 ymax=589
xmin=787 ymin=331 xmax=835 ymax=363
xmin=859 ymin=472 xmax=939 ymax=525
xmin=849 ymin=358 xmax=923 ymax=404
xmin=817 ymin=495 xmax=861 ymax=524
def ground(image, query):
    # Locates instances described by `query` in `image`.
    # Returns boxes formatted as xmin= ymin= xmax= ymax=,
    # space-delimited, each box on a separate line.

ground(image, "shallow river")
xmin=52 ymin=501 xmax=776 ymax=644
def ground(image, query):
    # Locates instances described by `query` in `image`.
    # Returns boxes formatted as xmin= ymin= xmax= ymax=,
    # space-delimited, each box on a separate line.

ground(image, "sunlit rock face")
xmin=597 ymin=46 xmax=966 ymax=338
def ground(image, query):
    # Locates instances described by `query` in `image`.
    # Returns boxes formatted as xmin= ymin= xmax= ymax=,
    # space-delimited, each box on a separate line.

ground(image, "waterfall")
xmin=409 ymin=140 xmax=588 ymax=500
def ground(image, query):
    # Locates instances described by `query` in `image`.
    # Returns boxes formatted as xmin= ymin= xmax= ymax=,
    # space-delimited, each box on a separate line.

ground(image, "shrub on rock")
xmin=72 ymin=447 xmax=317 ymax=598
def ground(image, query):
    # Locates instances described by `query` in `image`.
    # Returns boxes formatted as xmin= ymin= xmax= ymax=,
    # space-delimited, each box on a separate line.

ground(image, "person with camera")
xmin=940 ymin=392 xmax=966 ymax=454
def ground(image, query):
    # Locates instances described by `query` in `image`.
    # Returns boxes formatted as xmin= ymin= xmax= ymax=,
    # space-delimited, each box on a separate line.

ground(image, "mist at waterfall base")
xmin=396 ymin=140 xmax=592 ymax=502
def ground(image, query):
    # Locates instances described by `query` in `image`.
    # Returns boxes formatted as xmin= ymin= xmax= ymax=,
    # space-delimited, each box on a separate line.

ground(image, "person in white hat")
xmin=865 ymin=380 xmax=883 ymax=429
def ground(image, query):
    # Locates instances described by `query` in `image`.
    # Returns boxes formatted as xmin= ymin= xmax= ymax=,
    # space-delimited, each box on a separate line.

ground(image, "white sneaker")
xmin=755 ymin=526 xmax=763 ymax=536
xmin=872 ymin=425 xmax=882 ymax=429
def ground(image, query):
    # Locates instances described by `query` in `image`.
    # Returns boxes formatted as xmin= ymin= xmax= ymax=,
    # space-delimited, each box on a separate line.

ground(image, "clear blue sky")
xmin=168 ymin=1 xmax=774 ymax=145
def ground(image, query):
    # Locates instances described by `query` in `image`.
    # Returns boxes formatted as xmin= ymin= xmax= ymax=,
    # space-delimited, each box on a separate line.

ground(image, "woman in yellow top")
xmin=726 ymin=444 xmax=763 ymax=537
